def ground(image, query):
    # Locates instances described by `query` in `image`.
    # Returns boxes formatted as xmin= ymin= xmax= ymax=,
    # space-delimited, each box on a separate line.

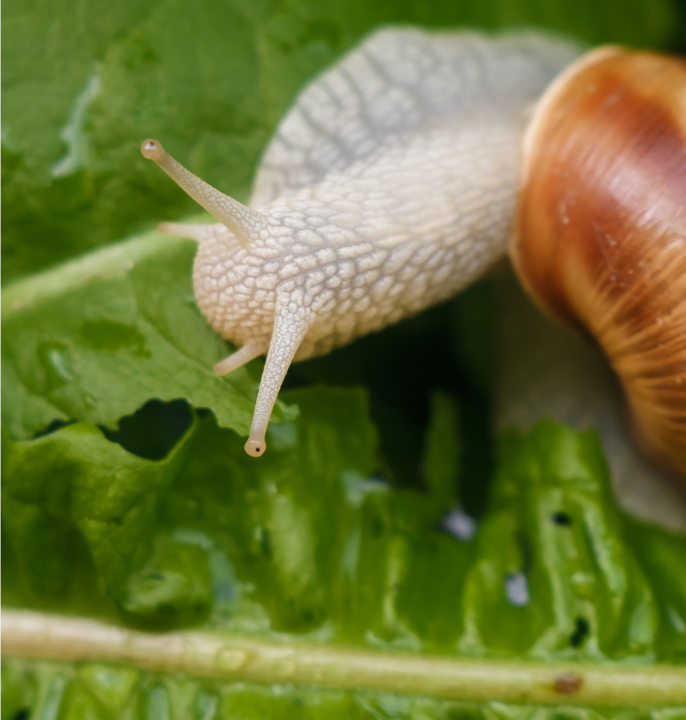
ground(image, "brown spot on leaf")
xmin=553 ymin=672 xmax=584 ymax=695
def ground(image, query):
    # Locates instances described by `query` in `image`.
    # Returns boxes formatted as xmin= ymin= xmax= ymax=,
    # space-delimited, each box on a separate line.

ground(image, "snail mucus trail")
xmin=141 ymin=27 xmax=686 ymax=489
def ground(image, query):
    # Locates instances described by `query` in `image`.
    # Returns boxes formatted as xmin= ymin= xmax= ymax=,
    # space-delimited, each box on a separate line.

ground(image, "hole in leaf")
xmin=32 ymin=418 xmax=77 ymax=439
xmin=551 ymin=511 xmax=572 ymax=526
xmin=102 ymin=399 xmax=192 ymax=460
xmin=505 ymin=572 xmax=529 ymax=606
xmin=441 ymin=508 xmax=476 ymax=541
xmin=569 ymin=616 xmax=590 ymax=647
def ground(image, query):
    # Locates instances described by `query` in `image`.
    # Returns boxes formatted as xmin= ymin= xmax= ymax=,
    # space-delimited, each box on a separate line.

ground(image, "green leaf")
xmin=4 ymin=0 xmax=686 ymax=715
xmin=3 ymin=413 xmax=686 ymax=714
xmin=1 ymin=232 xmax=297 ymax=439
xmin=4 ymin=407 xmax=686 ymax=653
xmin=624 ymin=517 xmax=686 ymax=661
xmin=1 ymin=419 xmax=191 ymax=614
xmin=460 ymin=423 xmax=661 ymax=661
xmin=2 ymin=0 xmax=675 ymax=282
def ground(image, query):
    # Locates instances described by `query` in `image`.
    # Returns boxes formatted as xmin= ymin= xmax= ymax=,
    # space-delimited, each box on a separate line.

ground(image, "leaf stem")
xmin=3 ymin=610 xmax=685 ymax=708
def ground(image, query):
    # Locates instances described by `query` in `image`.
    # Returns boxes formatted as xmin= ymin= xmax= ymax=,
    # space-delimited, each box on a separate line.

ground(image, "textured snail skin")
xmin=512 ymin=49 xmax=686 ymax=481
xmin=143 ymin=28 xmax=580 ymax=455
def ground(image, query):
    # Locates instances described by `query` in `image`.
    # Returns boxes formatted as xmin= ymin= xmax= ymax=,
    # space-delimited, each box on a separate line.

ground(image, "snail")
xmin=141 ymin=27 xmax=686 ymax=483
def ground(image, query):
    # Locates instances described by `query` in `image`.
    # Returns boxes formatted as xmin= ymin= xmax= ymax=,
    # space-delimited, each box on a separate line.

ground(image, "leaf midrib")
xmin=3 ymin=609 xmax=685 ymax=708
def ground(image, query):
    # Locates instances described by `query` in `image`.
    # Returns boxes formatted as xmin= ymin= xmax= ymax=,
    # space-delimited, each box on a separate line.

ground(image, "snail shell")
xmin=512 ymin=48 xmax=686 ymax=478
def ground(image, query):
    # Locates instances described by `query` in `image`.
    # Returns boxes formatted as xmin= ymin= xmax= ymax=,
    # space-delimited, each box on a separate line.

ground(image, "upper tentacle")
xmin=142 ymin=140 xmax=267 ymax=248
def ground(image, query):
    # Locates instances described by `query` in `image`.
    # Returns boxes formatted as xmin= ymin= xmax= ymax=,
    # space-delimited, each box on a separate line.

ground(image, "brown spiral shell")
xmin=511 ymin=47 xmax=686 ymax=481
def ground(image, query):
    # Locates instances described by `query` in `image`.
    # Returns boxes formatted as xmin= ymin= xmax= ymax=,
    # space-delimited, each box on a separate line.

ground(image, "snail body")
xmin=142 ymin=27 xmax=686 ymax=474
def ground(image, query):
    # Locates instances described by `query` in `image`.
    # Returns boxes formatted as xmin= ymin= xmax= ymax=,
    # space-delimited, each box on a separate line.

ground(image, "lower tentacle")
xmin=244 ymin=299 xmax=311 ymax=457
